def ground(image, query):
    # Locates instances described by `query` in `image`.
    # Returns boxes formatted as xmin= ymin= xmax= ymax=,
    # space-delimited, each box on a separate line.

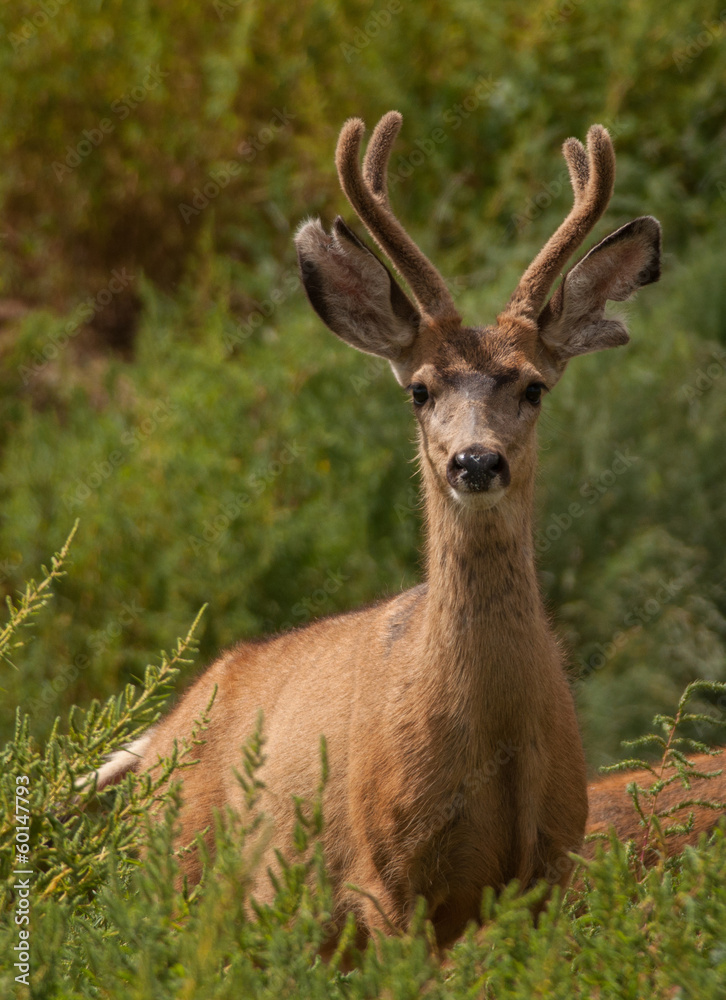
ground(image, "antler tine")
xmin=505 ymin=125 xmax=616 ymax=322
xmin=336 ymin=112 xmax=460 ymax=323
xmin=562 ymin=136 xmax=589 ymax=199
xmin=362 ymin=111 xmax=400 ymax=207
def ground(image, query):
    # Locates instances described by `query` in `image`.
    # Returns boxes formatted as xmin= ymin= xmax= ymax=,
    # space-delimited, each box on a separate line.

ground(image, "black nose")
xmin=447 ymin=448 xmax=511 ymax=492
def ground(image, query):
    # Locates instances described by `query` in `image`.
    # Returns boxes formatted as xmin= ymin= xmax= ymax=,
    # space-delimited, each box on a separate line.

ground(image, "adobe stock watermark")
xmin=340 ymin=0 xmax=405 ymax=62
xmin=673 ymin=11 xmax=726 ymax=73
xmin=264 ymin=566 xmax=351 ymax=635
xmin=23 ymin=600 xmax=144 ymax=721
xmin=542 ymin=844 xmax=584 ymax=887
xmin=578 ymin=573 xmax=688 ymax=679
xmin=52 ymin=67 xmax=169 ymax=181
xmin=13 ymin=775 xmax=32 ymax=986
xmin=223 ymin=266 xmax=301 ymax=354
xmin=388 ymin=76 xmax=503 ymax=191
xmin=18 ymin=268 xmax=136 ymax=384
xmin=212 ymin=0 xmax=245 ymax=20
xmin=394 ymin=485 xmax=423 ymax=523
xmin=188 ymin=440 xmax=305 ymax=554
xmin=237 ymin=108 xmax=296 ymax=163
xmin=272 ymin=570 xmax=350 ymax=632
xmin=9 ymin=0 xmax=69 ymax=52
xmin=346 ymin=277 xmax=466 ymax=397
xmin=179 ymin=108 xmax=295 ymax=224
xmin=0 ymin=553 xmax=24 ymax=582
xmin=678 ymin=348 xmax=726 ymax=403
xmin=544 ymin=0 xmax=585 ymax=28
xmin=348 ymin=355 xmax=390 ymax=396
xmin=534 ymin=447 xmax=638 ymax=554
xmin=688 ymin=686 xmax=726 ymax=742
xmin=61 ymin=399 xmax=177 ymax=512
xmin=427 ymin=740 xmax=520 ymax=838
xmin=505 ymin=117 xmax=627 ymax=239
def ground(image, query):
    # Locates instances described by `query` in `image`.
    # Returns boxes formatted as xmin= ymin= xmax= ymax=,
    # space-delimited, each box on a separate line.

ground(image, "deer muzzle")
xmin=446 ymin=447 xmax=511 ymax=493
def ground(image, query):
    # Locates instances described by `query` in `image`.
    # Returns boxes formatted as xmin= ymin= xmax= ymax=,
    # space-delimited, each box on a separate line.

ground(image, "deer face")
xmin=403 ymin=324 xmax=547 ymax=508
xmin=295 ymin=113 xmax=661 ymax=513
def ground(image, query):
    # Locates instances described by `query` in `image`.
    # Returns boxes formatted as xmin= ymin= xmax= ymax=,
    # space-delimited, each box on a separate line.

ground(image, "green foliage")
xmin=531 ymin=227 xmax=726 ymax=764
xmin=1 ymin=565 xmax=725 ymax=997
xmin=0 ymin=544 xmax=206 ymax=918
xmin=0 ymin=263 xmax=423 ymax=743
xmin=1 ymin=0 xmax=725 ymax=765
xmin=2 ymin=1 xmax=726 ymax=991
xmin=3 ymin=230 xmax=726 ymax=765
xmin=1 ymin=0 xmax=726 ymax=309
xmin=597 ymin=679 xmax=726 ymax=876
xmin=0 ymin=523 xmax=77 ymax=670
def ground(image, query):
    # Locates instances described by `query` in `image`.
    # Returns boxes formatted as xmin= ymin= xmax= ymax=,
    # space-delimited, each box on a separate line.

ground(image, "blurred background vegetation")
xmin=1 ymin=0 xmax=725 ymax=768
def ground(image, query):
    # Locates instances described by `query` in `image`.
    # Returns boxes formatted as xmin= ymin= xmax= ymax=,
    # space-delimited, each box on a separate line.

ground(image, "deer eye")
xmin=411 ymin=384 xmax=429 ymax=406
xmin=524 ymin=383 xmax=545 ymax=405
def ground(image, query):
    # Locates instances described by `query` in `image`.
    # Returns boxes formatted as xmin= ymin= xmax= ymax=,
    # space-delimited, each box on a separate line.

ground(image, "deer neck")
xmin=417 ymin=452 xmax=548 ymax=702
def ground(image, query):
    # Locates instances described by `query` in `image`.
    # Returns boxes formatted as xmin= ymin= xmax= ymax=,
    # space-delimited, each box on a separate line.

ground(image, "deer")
xmin=94 ymin=111 xmax=661 ymax=950
xmin=582 ymin=750 xmax=726 ymax=864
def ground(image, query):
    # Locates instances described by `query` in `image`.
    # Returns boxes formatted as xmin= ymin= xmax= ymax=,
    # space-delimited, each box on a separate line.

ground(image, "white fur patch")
xmin=77 ymin=730 xmax=153 ymax=791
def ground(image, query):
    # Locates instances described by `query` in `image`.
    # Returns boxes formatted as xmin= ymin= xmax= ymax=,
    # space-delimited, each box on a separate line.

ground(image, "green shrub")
xmin=1 ymin=0 xmax=726 ymax=311
xmin=3 ymin=227 xmax=726 ymax=764
xmin=1 ymin=552 xmax=725 ymax=997
xmin=3 ymin=1 xmax=726 ymax=992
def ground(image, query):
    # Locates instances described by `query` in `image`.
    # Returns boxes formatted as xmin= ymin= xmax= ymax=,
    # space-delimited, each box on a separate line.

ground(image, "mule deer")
xmin=96 ymin=112 xmax=661 ymax=948
xmin=583 ymin=750 xmax=726 ymax=863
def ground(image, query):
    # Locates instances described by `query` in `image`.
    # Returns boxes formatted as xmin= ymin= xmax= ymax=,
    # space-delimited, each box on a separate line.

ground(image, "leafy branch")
xmin=601 ymin=679 xmax=726 ymax=877
xmin=0 ymin=521 xmax=78 ymax=669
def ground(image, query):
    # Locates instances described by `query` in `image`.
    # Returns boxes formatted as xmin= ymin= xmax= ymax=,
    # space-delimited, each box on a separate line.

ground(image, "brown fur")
xmin=582 ymin=751 xmax=726 ymax=862
xmin=96 ymin=113 xmax=661 ymax=949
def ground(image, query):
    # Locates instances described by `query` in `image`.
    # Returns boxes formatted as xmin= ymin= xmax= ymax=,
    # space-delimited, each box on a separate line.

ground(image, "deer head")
xmin=295 ymin=112 xmax=661 ymax=511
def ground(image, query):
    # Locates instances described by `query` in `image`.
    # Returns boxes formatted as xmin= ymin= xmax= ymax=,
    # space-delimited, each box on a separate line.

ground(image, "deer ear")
xmin=295 ymin=216 xmax=419 ymax=383
xmin=537 ymin=216 xmax=661 ymax=365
